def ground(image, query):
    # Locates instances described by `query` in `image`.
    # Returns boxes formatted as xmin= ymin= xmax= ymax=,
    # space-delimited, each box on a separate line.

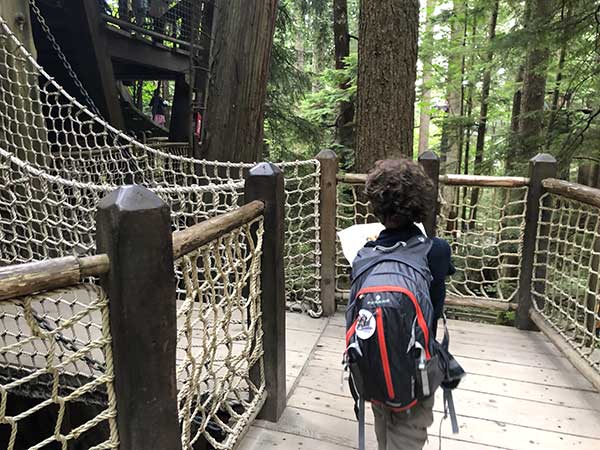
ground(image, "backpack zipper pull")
xmin=416 ymin=343 xmax=430 ymax=397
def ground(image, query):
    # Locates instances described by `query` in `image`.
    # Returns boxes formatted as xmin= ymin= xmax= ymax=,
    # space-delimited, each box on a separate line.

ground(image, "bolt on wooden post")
xmin=516 ymin=154 xmax=557 ymax=331
xmin=316 ymin=149 xmax=338 ymax=316
xmin=96 ymin=186 xmax=182 ymax=450
xmin=418 ymin=150 xmax=440 ymax=238
xmin=245 ymin=163 xmax=287 ymax=422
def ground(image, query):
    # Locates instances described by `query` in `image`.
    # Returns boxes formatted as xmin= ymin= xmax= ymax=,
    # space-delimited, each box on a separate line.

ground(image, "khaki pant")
xmin=372 ymin=397 xmax=435 ymax=450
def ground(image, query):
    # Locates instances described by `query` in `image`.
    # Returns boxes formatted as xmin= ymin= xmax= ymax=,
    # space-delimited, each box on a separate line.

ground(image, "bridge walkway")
xmin=240 ymin=312 xmax=600 ymax=450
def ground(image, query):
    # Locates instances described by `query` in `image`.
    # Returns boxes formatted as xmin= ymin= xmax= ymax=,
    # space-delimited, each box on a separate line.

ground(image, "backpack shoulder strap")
xmin=351 ymin=236 xmax=433 ymax=285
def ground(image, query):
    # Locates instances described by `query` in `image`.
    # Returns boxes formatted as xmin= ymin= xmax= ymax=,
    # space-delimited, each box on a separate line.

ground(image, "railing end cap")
xmin=98 ymin=185 xmax=166 ymax=212
xmin=316 ymin=149 xmax=337 ymax=160
xmin=530 ymin=153 xmax=557 ymax=164
xmin=247 ymin=162 xmax=282 ymax=178
xmin=418 ymin=150 xmax=439 ymax=161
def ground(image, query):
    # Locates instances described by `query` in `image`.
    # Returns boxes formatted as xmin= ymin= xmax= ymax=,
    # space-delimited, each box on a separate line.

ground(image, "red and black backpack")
xmin=344 ymin=235 xmax=463 ymax=412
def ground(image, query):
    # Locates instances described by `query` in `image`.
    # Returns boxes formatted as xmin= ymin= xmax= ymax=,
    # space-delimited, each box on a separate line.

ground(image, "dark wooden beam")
xmin=105 ymin=28 xmax=191 ymax=76
xmin=169 ymin=76 xmax=192 ymax=142
xmin=72 ymin=0 xmax=124 ymax=128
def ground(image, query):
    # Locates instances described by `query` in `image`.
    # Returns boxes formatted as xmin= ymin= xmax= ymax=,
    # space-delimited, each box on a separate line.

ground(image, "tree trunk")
xmin=472 ymin=0 xmax=499 ymax=177
xmin=418 ymin=0 xmax=435 ymax=155
xmin=470 ymin=0 xmax=500 ymax=220
xmin=333 ymin=0 xmax=355 ymax=153
xmin=355 ymin=0 xmax=419 ymax=171
xmin=506 ymin=66 xmax=525 ymax=175
xmin=518 ymin=0 xmax=552 ymax=162
xmin=442 ymin=1 xmax=466 ymax=174
xmin=546 ymin=1 xmax=571 ymax=153
xmin=200 ymin=0 xmax=279 ymax=163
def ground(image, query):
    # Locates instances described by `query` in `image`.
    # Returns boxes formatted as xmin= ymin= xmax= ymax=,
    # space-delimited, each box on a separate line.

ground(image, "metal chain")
xmin=31 ymin=309 xmax=106 ymax=373
xmin=28 ymin=0 xmax=103 ymax=116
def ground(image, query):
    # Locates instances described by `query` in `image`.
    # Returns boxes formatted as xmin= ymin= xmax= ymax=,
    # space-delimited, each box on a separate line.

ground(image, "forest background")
xmin=136 ymin=0 xmax=600 ymax=180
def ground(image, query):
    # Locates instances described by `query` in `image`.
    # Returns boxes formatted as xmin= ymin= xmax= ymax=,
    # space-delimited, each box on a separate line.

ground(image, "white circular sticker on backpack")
xmin=356 ymin=309 xmax=376 ymax=340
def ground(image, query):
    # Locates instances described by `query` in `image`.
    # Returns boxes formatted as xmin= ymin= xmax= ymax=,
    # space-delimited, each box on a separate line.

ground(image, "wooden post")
xmin=586 ymin=226 xmax=600 ymax=343
xmin=516 ymin=154 xmax=558 ymax=330
xmin=419 ymin=150 xmax=440 ymax=237
xmin=245 ymin=163 xmax=286 ymax=422
xmin=316 ymin=149 xmax=338 ymax=316
xmin=96 ymin=186 xmax=182 ymax=450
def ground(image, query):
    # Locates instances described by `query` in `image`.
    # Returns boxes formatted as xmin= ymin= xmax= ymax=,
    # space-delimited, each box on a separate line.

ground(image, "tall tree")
xmin=506 ymin=65 xmax=525 ymax=174
xmin=355 ymin=0 xmax=420 ymax=171
xmin=418 ymin=0 xmax=435 ymax=155
xmin=518 ymin=0 xmax=553 ymax=161
xmin=200 ymin=0 xmax=279 ymax=163
xmin=333 ymin=0 xmax=354 ymax=151
xmin=442 ymin=1 xmax=467 ymax=174
xmin=472 ymin=0 xmax=499 ymax=176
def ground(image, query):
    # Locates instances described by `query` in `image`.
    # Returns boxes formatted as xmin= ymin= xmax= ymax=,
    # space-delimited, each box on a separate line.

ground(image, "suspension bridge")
xmin=0 ymin=3 xmax=599 ymax=450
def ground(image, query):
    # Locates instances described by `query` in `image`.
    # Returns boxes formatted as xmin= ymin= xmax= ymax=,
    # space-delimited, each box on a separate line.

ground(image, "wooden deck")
xmin=239 ymin=312 xmax=600 ymax=450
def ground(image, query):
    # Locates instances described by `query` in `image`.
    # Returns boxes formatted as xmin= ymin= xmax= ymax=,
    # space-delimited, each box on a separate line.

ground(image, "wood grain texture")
xmin=543 ymin=178 xmax=600 ymax=209
xmin=172 ymin=200 xmax=264 ymax=259
xmin=0 ymin=255 xmax=109 ymax=301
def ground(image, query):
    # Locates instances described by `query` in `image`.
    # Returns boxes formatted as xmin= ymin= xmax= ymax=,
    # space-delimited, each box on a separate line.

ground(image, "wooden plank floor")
xmin=239 ymin=312 xmax=600 ymax=450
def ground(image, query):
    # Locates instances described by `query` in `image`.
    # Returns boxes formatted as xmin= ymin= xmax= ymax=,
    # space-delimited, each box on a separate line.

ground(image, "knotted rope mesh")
xmin=335 ymin=179 xmax=528 ymax=304
xmin=0 ymin=283 xmax=119 ymax=449
xmin=176 ymin=218 xmax=265 ymax=449
xmin=0 ymin=8 xmax=320 ymax=450
xmin=335 ymin=181 xmax=374 ymax=295
xmin=532 ymin=193 xmax=600 ymax=373
xmin=437 ymin=184 xmax=528 ymax=302
xmin=0 ymin=14 xmax=323 ymax=317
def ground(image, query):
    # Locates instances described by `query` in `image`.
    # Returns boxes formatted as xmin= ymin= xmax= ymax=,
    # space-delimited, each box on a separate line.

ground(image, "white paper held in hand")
xmin=337 ymin=222 xmax=427 ymax=265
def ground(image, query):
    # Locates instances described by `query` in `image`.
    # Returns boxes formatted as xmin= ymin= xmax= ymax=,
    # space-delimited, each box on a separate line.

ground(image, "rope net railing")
xmin=176 ymin=217 xmax=266 ymax=449
xmin=335 ymin=180 xmax=374 ymax=296
xmin=0 ymin=146 xmax=243 ymax=264
xmin=437 ymin=184 xmax=528 ymax=303
xmin=532 ymin=193 xmax=600 ymax=373
xmin=0 ymin=283 xmax=119 ymax=449
xmin=282 ymin=162 xmax=322 ymax=317
xmin=0 ymin=14 xmax=323 ymax=316
xmin=101 ymin=0 xmax=206 ymax=49
xmin=335 ymin=178 xmax=528 ymax=305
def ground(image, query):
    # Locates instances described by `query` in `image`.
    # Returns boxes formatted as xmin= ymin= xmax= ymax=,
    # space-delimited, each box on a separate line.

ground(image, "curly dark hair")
xmin=365 ymin=159 xmax=434 ymax=228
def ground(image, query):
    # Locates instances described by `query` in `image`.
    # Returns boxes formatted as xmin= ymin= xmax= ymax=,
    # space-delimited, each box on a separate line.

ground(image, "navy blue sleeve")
xmin=427 ymin=238 xmax=455 ymax=321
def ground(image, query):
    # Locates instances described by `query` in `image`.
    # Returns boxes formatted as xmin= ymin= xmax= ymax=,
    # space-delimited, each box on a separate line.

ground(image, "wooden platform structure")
xmin=241 ymin=312 xmax=600 ymax=450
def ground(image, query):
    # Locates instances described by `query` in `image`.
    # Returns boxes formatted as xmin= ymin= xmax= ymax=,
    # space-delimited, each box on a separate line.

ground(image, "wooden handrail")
xmin=542 ymin=178 xmax=600 ymax=209
xmin=440 ymin=174 xmax=529 ymax=187
xmin=337 ymin=172 xmax=530 ymax=188
xmin=101 ymin=14 xmax=194 ymax=49
xmin=172 ymin=200 xmax=265 ymax=259
xmin=0 ymin=254 xmax=110 ymax=301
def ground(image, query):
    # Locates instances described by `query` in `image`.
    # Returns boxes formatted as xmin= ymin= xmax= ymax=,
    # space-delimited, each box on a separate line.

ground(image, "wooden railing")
xmin=0 ymin=163 xmax=287 ymax=450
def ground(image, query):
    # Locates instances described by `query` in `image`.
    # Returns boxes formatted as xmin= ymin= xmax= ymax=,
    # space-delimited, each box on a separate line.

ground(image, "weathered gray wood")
xmin=245 ymin=163 xmax=286 ymax=422
xmin=441 ymin=174 xmax=530 ymax=187
xmin=337 ymin=173 xmax=367 ymax=184
xmin=445 ymin=295 xmax=517 ymax=311
xmin=543 ymin=177 xmax=600 ymax=209
xmin=172 ymin=200 xmax=265 ymax=259
xmin=96 ymin=186 xmax=181 ymax=450
xmin=0 ymin=255 xmax=110 ymax=301
xmin=338 ymin=172 xmax=530 ymax=188
xmin=418 ymin=150 xmax=440 ymax=237
xmin=299 ymin=364 xmax=600 ymax=411
xmin=586 ymin=223 xmax=600 ymax=343
xmin=530 ymin=309 xmax=600 ymax=392
xmin=516 ymin=153 xmax=557 ymax=330
xmin=316 ymin=150 xmax=338 ymax=316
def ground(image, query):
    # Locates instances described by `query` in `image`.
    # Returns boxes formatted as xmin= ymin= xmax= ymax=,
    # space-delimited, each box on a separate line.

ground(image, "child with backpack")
xmin=344 ymin=159 xmax=463 ymax=450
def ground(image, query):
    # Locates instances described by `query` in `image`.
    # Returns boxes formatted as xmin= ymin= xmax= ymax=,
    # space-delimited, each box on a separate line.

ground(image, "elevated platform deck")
xmin=240 ymin=312 xmax=600 ymax=450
